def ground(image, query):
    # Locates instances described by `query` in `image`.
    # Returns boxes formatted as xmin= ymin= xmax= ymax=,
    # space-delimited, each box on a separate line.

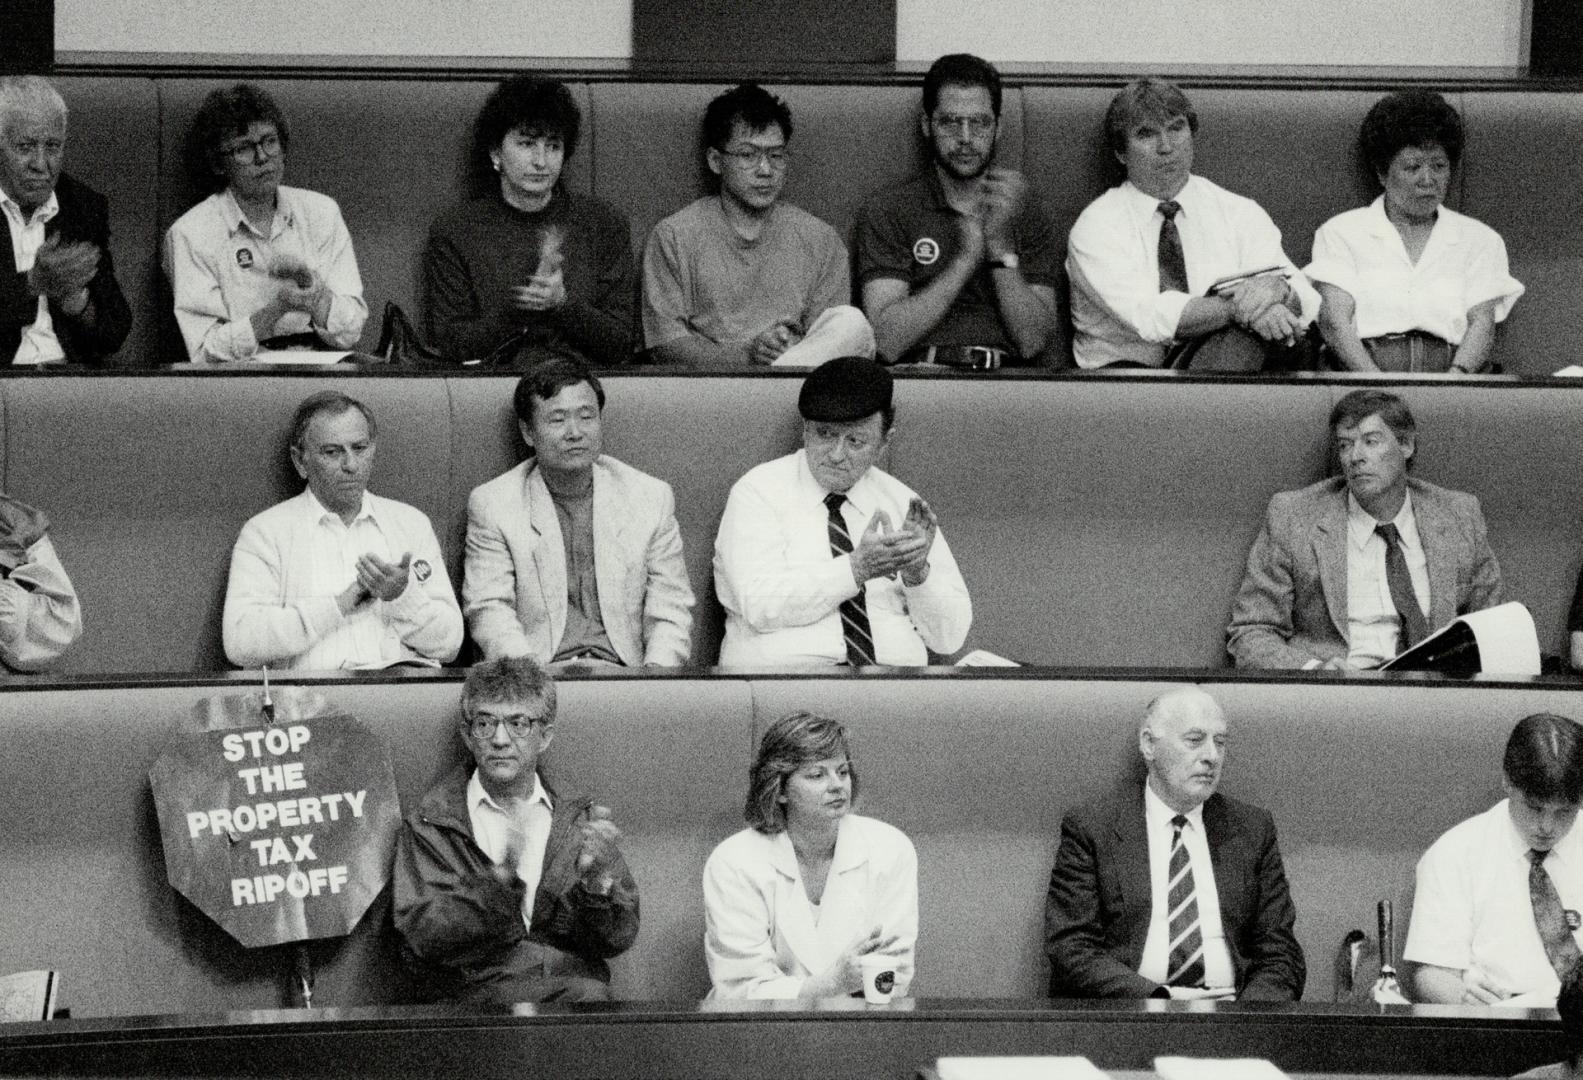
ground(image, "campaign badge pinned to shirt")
xmin=412 ymin=559 xmax=432 ymax=583
xmin=1567 ymin=909 xmax=1581 ymax=932
xmin=235 ymin=247 xmax=255 ymax=270
xmin=912 ymin=237 xmax=940 ymax=266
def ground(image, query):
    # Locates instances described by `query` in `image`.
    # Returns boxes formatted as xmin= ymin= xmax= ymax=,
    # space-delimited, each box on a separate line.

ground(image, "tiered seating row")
xmin=3 ymin=670 xmax=1580 ymax=1017
xmin=1 ymin=373 xmax=1580 ymax=674
xmin=49 ymin=72 xmax=1583 ymax=374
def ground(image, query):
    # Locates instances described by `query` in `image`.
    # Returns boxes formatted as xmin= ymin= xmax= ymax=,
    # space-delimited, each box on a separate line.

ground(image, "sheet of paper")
xmin=956 ymin=649 xmax=1020 ymax=667
xmin=1155 ymin=1058 xmax=1288 ymax=1080
xmin=937 ymin=1057 xmax=1110 ymax=1080
xmin=1496 ymin=989 xmax=1557 ymax=1009
xmin=253 ymin=349 xmax=351 ymax=366
xmin=0 ymin=970 xmax=57 ymax=1023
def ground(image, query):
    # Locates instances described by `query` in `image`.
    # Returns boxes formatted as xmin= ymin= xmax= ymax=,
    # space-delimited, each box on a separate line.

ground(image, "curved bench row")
xmin=47 ymin=73 xmax=1583 ymax=375
xmin=2 ymin=669 xmax=1579 ymax=1016
xmin=1 ymin=372 xmax=1580 ymax=675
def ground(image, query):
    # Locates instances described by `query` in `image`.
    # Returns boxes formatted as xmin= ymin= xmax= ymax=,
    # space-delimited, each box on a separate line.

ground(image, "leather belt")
xmin=1361 ymin=331 xmax=1456 ymax=374
xmin=900 ymin=344 xmax=1009 ymax=371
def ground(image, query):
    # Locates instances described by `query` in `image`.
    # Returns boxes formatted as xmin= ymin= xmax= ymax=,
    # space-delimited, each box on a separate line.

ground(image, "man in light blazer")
xmin=1044 ymin=687 xmax=1305 ymax=1001
xmin=1227 ymin=388 xmax=1503 ymax=670
xmin=463 ymin=356 xmax=695 ymax=665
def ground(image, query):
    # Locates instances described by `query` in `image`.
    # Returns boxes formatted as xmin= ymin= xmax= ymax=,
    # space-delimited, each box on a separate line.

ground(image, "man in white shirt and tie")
xmin=1227 ymin=388 xmax=1504 ymax=669
xmin=713 ymin=356 xmax=972 ymax=667
xmin=1066 ymin=77 xmax=1319 ymax=371
xmin=1045 ymin=686 xmax=1305 ymax=1000
xmin=1408 ymin=713 xmax=1583 ymax=1008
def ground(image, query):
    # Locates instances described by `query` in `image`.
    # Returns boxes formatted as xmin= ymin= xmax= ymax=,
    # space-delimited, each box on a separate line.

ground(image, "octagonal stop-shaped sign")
xmin=149 ymin=690 xmax=401 ymax=949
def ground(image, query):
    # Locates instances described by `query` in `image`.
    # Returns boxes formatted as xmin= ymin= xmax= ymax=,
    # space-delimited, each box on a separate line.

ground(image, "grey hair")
xmin=0 ymin=76 xmax=68 ymax=133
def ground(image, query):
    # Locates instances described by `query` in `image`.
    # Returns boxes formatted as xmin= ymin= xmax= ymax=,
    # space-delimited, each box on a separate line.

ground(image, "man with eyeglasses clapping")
xmin=641 ymin=82 xmax=872 ymax=370
xmin=854 ymin=54 xmax=1058 ymax=369
xmin=392 ymin=657 xmax=639 ymax=1005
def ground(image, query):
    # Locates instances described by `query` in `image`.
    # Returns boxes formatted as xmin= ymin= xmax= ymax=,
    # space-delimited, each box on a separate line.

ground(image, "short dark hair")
xmin=474 ymin=76 xmax=581 ymax=174
xmin=461 ymin=656 xmax=557 ymax=724
xmin=703 ymin=83 xmax=792 ymax=151
xmin=512 ymin=354 xmax=606 ymax=427
xmin=290 ymin=391 xmax=376 ymax=449
xmin=1559 ymin=957 xmax=1583 ymax=1068
xmin=186 ymin=83 xmax=290 ymax=192
xmin=744 ymin=712 xmax=859 ymax=835
xmin=1359 ymin=89 xmax=1464 ymax=180
xmin=923 ymin=53 xmax=1002 ymax=118
xmin=1105 ymin=78 xmax=1198 ymax=157
xmin=1504 ymin=713 xmax=1583 ymax=803
xmin=1328 ymin=388 xmax=1416 ymax=444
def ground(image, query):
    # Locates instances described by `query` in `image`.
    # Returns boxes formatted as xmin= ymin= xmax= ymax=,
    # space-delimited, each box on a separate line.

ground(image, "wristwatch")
xmin=988 ymin=252 xmax=1019 ymax=271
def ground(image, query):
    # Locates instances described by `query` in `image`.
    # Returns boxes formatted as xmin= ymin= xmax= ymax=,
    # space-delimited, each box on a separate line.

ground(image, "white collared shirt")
xmin=713 ymin=449 xmax=972 ymax=667
xmin=1139 ymin=783 xmax=1235 ymax=990
xmin=466 ymin=770 xmax=554 ymax=931
xmin=1406 ymin=799 xmax=1583 ymax=1000
xmin=1306 ymin=198 xmax=1523 ymax=343
xmin=1 ymin=188 xmax=65 ymax=365
xmin=1345 ymin=490 xmax=1430 ymax=668
xmin=222 ymin=487 xmax=463 ymax=671
xmin=1067 ymin=175 xmax=1321 ymax=369
xmin=164 ymin=185 xmax=367 ymax=362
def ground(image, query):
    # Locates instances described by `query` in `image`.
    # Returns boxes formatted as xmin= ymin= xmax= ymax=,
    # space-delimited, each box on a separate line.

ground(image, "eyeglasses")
xmin=804 ymin=422 xmax=878 ymax=455
xmin=719 ymin=146 xmax=790 ymax=169
xmin=464 ymin=713 xmax=549 ymax=740
xmin=223 ymin=132 xmax=282 ymax=165
xmin=932 ymin=114 xmax=996 ymax=137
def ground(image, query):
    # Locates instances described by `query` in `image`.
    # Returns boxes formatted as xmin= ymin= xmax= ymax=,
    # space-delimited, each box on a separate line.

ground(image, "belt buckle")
xmin=965 ymin=346 xmax=1002 ymax=371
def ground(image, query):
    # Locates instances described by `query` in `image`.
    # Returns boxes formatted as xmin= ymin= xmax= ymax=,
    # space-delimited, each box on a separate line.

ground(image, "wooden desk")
xmin=0 ymin=999 xmax=1563 ymax=1080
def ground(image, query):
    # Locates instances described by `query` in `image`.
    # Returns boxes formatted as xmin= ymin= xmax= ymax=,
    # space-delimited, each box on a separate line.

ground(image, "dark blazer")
xmin=1044 ymin=784 xmax=1305 ymax=1001
xmin=1226 ymin=475 xmax=1503 ymax=669
xmin=1 ymin=172 xmax=131 ymax=366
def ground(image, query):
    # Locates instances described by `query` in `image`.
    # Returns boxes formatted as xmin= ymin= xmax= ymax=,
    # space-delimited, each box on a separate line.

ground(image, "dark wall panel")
xmin=634 ymin=0 xmax=895 ymax=65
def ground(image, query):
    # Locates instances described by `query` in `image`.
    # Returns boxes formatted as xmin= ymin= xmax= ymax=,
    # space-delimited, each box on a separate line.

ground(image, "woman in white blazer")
xmin=702 ymin=711 xmax=918 ymax=1001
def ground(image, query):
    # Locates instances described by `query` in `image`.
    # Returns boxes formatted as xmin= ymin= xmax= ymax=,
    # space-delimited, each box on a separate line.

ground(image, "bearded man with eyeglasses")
xmin=641 ymin=82 xmax=873 ymax=370
xmin=854 ymin=53 xmax=1058 ymax=368
xmin=392 ymin=656 xmax=639 ymax=1004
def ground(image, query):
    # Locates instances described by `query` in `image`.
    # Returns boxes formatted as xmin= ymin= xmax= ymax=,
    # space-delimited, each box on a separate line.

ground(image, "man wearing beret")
xmin=713 ymin=356 xmax=972 ymax=666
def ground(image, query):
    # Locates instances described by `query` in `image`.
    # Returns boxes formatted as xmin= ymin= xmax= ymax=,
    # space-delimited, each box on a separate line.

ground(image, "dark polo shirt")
xmin=854 ymin=169 xmax=1058 ymax=361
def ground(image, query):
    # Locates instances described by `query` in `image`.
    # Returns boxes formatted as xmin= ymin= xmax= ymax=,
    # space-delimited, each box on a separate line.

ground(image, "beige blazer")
xmin=463 ymin=455 xmax=694 ymax=665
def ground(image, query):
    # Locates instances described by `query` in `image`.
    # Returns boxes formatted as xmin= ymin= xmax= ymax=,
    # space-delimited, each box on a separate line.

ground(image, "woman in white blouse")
xmin=702 ymin=711 xmax=918 ymax=1001
xmin=1307 ymin=90 xmax=1523 ymax=374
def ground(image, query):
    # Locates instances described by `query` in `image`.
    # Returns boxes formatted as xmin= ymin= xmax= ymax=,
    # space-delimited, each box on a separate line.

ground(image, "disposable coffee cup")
xmin=860 ymin=954 xmax=897 ymax=1004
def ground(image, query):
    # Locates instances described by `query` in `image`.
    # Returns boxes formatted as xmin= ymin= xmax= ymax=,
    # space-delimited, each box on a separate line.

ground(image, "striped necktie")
xmin=824 ymin=493 xmax=876 ymax=666
xmin=1158 ymin=200 xmax=1188 ymax=294
xmin=1375 ymin=522 xmax=1428 ymax=652
xmin=1529 ymin=848 xmax=1583 ymax=979
xmin=1167 ymin=814 xmax=1207 ymax=988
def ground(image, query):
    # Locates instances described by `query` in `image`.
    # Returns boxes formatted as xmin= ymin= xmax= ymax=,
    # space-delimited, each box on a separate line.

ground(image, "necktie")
xmin=1166 ymin=815 xmax=1206 ymax=988
xmin=1158 ymin=201 xmax=1188 ymax=294
xmin=824 ymin=493 xmax=876 ymax=666
xmin=1529 ymin=849 xmax=1583 ymax=980
xmin=1374 ymin=523 xmax=1429 ymax=653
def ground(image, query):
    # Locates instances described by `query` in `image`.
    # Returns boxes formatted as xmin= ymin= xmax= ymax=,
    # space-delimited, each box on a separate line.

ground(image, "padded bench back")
xmin=5 ymin=375 xmax=1583 ymax=674
xmin=45 ymin=75 xmax=1583 ymax=374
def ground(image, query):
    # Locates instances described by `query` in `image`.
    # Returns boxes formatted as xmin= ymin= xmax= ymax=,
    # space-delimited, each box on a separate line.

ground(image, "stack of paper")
xmin=937 ymin=1057 xmax=1110 ymax=1080
xmin=0 ymin=970 xmax=58 ymax=1023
